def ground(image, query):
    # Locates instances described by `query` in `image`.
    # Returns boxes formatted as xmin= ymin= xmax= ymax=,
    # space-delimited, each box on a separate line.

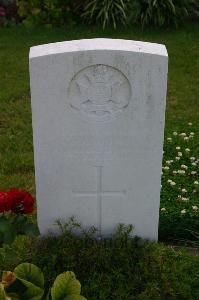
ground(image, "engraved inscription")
xmin=68 ymin=64 xmax=131 ymax=120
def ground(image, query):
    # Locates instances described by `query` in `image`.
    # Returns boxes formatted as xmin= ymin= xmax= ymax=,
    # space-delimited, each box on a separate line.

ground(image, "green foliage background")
xmin=1 ymin=0 xmax=198 ymax=28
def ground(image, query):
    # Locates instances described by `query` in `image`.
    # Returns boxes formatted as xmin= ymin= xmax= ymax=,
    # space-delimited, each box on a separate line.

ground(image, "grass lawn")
xmin=0 ymin=22 xmax=199 ymax=242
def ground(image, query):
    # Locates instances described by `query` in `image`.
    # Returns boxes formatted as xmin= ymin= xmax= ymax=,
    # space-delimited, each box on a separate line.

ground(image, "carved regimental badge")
xmin=68 ymin=64 xmax=131 ymax=121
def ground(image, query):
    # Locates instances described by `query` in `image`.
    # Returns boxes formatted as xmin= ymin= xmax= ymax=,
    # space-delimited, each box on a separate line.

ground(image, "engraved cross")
xmin=73 ymin=166 xmax=127 ymax=235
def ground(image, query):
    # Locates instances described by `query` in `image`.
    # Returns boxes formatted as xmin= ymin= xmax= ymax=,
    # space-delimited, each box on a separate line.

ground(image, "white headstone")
xmin=30 ymin=38 xmax=168 ymax=240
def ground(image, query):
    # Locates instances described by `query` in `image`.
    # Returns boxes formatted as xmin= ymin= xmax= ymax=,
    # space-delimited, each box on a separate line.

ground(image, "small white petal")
xmin=191 ymin=171 xmax=197 ymax=175
xmin=192 ymin=206 xmax=198 ymax=211
xmin=161 ymin=207 xmax=166 ymax=212
xmin=181 ymin=165 xmax=188 ymax=170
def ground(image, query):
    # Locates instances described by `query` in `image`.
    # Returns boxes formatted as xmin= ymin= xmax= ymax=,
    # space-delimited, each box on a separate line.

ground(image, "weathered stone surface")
xmin=30 ymin=38 xmax=168 ymax=239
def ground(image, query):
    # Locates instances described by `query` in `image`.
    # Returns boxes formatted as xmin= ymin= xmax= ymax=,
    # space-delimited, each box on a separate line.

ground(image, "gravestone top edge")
xmin=29 ymin=38 xmax=168 ymax=60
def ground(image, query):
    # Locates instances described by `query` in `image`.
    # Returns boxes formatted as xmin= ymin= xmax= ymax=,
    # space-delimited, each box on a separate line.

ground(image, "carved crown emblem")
xmin=68 ymin=65 xmax=131 ymax=120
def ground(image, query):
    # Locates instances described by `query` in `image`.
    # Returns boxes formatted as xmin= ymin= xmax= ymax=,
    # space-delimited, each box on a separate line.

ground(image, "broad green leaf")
xmin=51 ymin=272 xmax=81 ymax=300
xmin=14 ymin=264 xmax=44 ymax=289
xmin=14 ymin=263 xmax=44 ymax=300
xmin=64 ymin=296 xmax=87 ymax=300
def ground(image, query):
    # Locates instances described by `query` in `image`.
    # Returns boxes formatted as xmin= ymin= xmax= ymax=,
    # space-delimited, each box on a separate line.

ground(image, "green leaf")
xmin=0 ymin=284 xmax=7 ymax=300
xmin=14 ymin=263 xmax=44 ymax=289
xmin=14 ymin=263 xmax=44 ymax=300
xmin=0 ymin=217 xmax=10 ymax=232
xmin=51 ymin=272 xmax=81 ymax=300
xmin=64 ymin=296 xmax=87 ymax=300
xmin=3 ymin=228 xmax=17 ymax=245
xmin=23 ymin=223 xmax=40 ymax=236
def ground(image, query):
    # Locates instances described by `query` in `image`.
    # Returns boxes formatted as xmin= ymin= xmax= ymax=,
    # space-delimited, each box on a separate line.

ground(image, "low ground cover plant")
xmin=159 ymin=122 xmax=199 ymax=241
xmin=0 ymin=221 xmax=198 ymax=300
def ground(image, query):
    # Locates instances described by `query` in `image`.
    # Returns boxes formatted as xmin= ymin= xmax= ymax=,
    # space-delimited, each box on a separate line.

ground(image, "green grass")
xmin=0 ymin=22 xmax=199 ymax=241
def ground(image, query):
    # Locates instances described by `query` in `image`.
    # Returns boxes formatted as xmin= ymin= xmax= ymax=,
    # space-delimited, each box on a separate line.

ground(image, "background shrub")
xmin=129 ymin=0 xmax=199 ymax=28
xmin=17 ymin=0 xmax=80 ymax=27
xmin=0 ymin=0 xmax=18 ymax=25
xmin=81 ymin=0 xmax=130 ymax=29
xmin=2 ymin=0 xmax=197 ymax=28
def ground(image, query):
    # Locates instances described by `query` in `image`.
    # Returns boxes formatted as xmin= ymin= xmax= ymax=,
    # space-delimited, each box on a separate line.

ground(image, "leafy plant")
xmin=129 ymin=0 xmax=199 ymax=28
xmin=0 ymin=219 xmax=199 ymax=299
xmin=0 ymin=188 xmax=39 ymax=246
xmin=81 ymin=0 xmax=130 ymax=28
xmin=0 ymin=263 xmax=86 ymax=300
xmin=16 ymin=0 xmax=79 ymax=27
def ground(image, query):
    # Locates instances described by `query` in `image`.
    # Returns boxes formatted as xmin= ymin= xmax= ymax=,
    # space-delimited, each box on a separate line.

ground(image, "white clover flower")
xmin=189 ymin=135 xmax=194 ymax=139
xmin=170 ymin=181 xmax=176 ymax=186
xmin=192 ymin=206 xmax=198 ymax=211
xmin=164 ymin=166 xmax=170 ymax=170
xmin=191 ymin=162 xmax=197 ymax=167
xmin=161 ymin=207 xmax=166 ymax=212
xmin=176 ymin=146 xmax=181 ymax=150
xmin=191 ymin=171 xmax=197 ymax=175
xmin=173 ymin=171 xmax=177 ymax=175
xmin=175 ymin=157 xmax=180 ymax=161
xmin=190 ymin=157 xmax=195 ymax=161
xmin=166 ymin=160 xmax=171 ymax=165
xmin=181 ymin=165 xmax=188 ymax=170
xmin=179 ymin=133 xmax=186 ymax=137
xmin=167 ymin=179 xmax=172 ymax=183
xmin=167 ymin=137 xmax=172 ymax=142
xmin=170 ymin=160 xmax=173 ymax=163
xmin=185 ymin=148 xmax=190 ymax=153
xmin=181 ymin=188 xmax=187 ymax=193
xmin=193 ymin=189 xmax=197 ymax=194
xmin=181 ymin=209 xmax=186 ymax=214
xmin=184 ymin=137 xmax=189 ymax=141
xmin=188 ymin=122 xmax=192 ymax=126
xmin=194 ymin=181 xmax=199 ymax=185
xmin=181 ymin=197 xmax=189 ymax=202
xmin=177 ymin=195 xmax=182 ymax=199
xmin=178 ymin=170 xmax=185 ymax=174
xmin=190 ymin=132 xmax=194 ymax=136
xmin=178 ymin=152 xmax=182 ymax=157
xmin=173 ymin=132 xmax=178 ymax=136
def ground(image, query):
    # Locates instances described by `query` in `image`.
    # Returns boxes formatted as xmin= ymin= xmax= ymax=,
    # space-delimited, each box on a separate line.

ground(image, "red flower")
xmin=0 ymin=191 xmax=13 ymax=212
xmin=8 ymin=188 xmax=35 ymax=214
